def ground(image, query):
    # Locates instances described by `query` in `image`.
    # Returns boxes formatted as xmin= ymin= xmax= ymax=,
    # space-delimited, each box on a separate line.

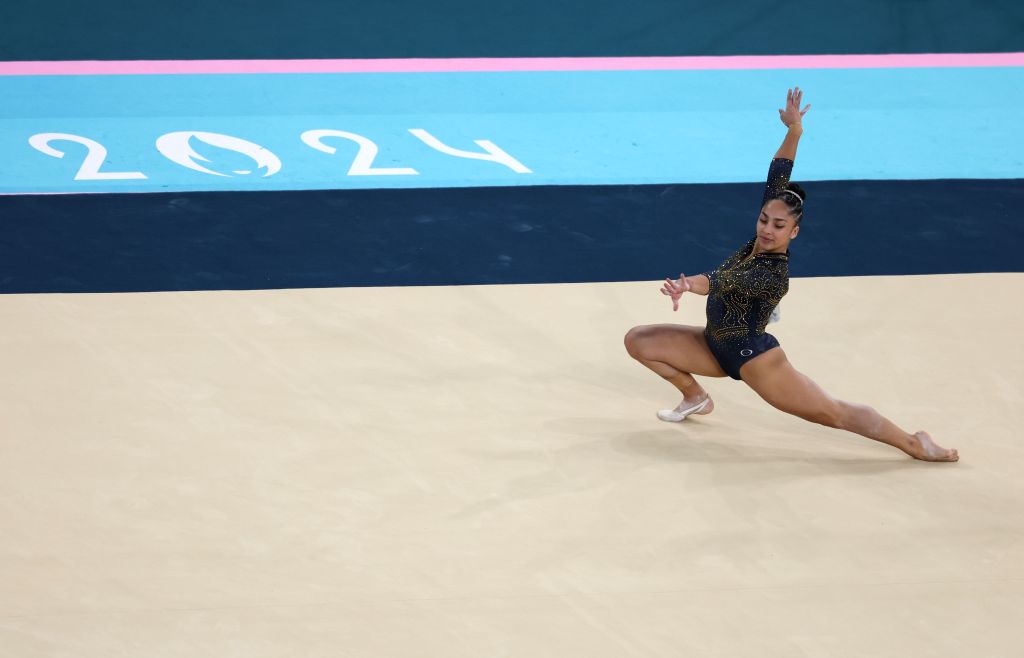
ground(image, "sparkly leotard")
xmin=701 ymin=158 xmax=793 ymax=379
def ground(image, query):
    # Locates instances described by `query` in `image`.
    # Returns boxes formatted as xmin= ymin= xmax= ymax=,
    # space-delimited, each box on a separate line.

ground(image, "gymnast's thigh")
xmin=625 ymin=324 xmax=728 ymax=378
xmin=740 ymin=347 xmax=842 ymax=422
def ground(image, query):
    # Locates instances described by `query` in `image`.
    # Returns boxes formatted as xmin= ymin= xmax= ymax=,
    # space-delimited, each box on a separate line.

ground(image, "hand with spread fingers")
xmin=778 ymin=87 xmax=811 ymax=128
xmin=660 ymin=273 xmax=690 ymax=311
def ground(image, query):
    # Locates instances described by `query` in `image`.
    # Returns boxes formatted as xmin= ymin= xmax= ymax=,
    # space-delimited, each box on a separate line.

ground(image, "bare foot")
xmin=906 ymin=431 xmax=959 ymax=462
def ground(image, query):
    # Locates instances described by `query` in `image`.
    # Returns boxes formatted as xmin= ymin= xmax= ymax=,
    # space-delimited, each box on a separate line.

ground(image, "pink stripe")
xmin=1 ymin=53 xmax=1023 ymax=76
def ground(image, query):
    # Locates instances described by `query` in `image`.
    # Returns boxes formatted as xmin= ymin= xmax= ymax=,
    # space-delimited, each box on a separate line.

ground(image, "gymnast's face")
xmin=755 ymin=199 xmax=800 ymax=253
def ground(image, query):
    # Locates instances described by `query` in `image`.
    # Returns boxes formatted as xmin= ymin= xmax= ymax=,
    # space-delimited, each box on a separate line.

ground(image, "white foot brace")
xmin=656 ymin=397 xmax=710 ymax=422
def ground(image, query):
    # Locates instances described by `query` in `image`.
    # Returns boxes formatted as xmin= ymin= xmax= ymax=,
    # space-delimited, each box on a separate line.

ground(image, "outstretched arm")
xmin=775 ymin=87 xmax=809 ymax=160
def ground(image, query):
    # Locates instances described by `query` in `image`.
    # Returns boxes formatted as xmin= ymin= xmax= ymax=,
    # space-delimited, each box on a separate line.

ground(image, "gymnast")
xmin=624 ymin=88 xmax=958 ymax=462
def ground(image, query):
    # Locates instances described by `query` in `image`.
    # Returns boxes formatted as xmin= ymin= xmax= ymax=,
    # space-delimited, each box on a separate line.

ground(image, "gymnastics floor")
xmin=2 ymin=273 xmax=1021 ymax=656
xmin=3 ymin=2 xmax=1024 ymax=655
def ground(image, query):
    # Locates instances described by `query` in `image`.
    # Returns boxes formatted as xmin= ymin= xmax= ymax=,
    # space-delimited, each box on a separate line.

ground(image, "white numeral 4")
xmin=409 ymin=129 xmax=531 ymax=173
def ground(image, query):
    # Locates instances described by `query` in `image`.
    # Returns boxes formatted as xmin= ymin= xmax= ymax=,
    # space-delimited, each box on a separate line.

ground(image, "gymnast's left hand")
xmin=778 ymin=87 xmax=811 ymax=128
xmin=660 ymin=274 xmax=690 ymax=311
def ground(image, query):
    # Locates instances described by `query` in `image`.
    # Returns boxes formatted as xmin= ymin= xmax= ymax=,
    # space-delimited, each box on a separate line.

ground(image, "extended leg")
xmin=740 ymin=349 xmax=958 ymax=462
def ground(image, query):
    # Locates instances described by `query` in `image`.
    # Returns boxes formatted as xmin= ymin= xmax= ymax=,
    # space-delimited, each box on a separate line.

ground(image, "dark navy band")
xmin=2 ymin=177 xmax=1022 ymax=294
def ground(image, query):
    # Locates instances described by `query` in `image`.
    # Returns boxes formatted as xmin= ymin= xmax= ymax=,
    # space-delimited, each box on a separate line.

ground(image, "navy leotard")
xmin=701 ymin=158 xmax=793 ymax=380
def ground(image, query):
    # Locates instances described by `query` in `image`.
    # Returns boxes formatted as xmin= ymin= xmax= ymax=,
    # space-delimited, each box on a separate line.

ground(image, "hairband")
xmin=780 ymin=189 xmax=804 ymax=205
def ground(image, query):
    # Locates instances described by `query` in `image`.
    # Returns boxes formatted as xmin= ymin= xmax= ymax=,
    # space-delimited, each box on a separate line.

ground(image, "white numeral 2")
xmin=301 ymin=130 xmax=418 ymax=176
xmin=28 ymin=133 xmax=148 ymax=180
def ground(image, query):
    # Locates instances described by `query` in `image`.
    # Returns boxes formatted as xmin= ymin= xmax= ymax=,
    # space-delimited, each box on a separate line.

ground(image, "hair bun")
xmin=786 ymin=182 xmax=807 ymax=203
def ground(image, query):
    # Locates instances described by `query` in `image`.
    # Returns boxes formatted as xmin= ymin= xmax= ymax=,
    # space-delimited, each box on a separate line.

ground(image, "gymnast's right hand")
xmin=660 ymin=274 xmax=691 ymax=311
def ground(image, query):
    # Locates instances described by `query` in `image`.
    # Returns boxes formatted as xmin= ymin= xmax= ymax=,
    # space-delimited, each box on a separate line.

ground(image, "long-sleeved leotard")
xmin=700 ymin=158 xmax=793 ymax=379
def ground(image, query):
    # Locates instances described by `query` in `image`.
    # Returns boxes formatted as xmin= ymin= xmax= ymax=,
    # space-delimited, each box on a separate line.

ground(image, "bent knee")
xmin=624 ymin=325 xmax=650 ymax=358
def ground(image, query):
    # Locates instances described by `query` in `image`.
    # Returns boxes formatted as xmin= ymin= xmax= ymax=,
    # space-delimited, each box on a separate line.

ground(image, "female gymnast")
xmin=623 ymin=88 xmax=958 ymax=463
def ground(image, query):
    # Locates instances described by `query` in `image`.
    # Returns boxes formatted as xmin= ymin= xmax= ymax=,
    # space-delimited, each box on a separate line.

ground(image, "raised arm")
xmin=775 ymin=87 xmax=809 ymax=160
xmin=762 ymin=88 xmax=809 ymax=205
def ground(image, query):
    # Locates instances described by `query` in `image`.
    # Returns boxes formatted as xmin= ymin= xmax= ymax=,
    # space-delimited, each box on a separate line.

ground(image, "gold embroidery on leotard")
xmin=704 ymin=239 xmax=789 ymax=343
xmin=700 ymin=157 xmax=794 ymax=344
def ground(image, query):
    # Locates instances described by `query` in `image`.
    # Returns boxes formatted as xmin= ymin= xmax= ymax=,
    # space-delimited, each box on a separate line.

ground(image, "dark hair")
xmin=777 ymin=182 xmax=806 ymax=224
xmin=770 ymin=183 xmax=802 ymax=226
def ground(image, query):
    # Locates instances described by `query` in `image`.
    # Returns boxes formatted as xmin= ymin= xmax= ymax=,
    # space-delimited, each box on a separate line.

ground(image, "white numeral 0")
xmin=28 ymin=133 xmax=148 ymax=180
xmin=301 ymin=130 xmax=418 ymax=176
xmin=156 ymin=131 xmax=282 ymax=177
